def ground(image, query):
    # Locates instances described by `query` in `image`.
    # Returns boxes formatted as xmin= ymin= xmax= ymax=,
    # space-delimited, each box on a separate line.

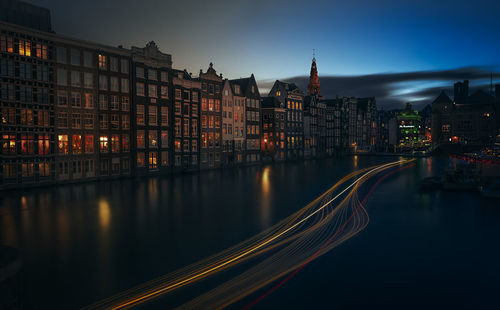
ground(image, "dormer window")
xmin=251 ymin=85 xmax=255 ymax=93
xmin=276 ymin=91 xmax=281 ymax=96
xmin=234 ymin=85 xmax=240 ymax=94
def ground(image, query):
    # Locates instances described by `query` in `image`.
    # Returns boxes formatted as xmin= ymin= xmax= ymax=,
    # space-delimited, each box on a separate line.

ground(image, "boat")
xmin=481 ymin=179 xmax=500 ymax=199
xmin=441 ymin=164 xmax=482 ymax=192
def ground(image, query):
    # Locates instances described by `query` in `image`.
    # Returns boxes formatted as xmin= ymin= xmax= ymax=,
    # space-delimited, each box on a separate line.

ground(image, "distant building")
xmin=230 ymin=75 xmax=261 ymax=164
xmin=432 ymin=80 xmax=498 ymax=150
xmin=130 ymin=41 xmax=172 ymax=175
xmin=268 ymin=80 xmax=304 ymax=160
xmin=323 ymin=98 xmax=345 ymax=155
xmin=171 ymin=70 xmax=201 ymax=171
xmin=376 ymin=110 xmax=395 ymax=152
xmin=196 ymin=63 xmax=223 ymax=169
xmin=1 ymin=22 xmax=54 ymax=188
xmin=261 ymin=97 xmax=286 ymax=161
xmin=303 ymin=95 xmax=326 ymax=158
xmin=395 ymin=103 xmax=424 ymax=150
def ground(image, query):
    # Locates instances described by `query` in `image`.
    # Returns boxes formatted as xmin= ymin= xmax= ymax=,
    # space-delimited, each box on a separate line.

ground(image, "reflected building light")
xmin=260 ymin=167 xmax=271 ymax=227
xmin=354 ymin=155 xmax=358 ymax=168
xmin=98 ymin=198 xmax=111 ymax=231
xmin=20 ymin=196 xmax=27 ymax=209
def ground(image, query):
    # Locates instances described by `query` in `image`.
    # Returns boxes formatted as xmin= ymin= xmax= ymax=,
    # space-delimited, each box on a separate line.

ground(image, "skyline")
xmin=27 ymin=0 xmax=500 ymax=108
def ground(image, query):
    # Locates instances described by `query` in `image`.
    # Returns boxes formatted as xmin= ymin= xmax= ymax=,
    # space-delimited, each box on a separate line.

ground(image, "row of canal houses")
xmin=0 ymin=3 xmax=378 ymax=189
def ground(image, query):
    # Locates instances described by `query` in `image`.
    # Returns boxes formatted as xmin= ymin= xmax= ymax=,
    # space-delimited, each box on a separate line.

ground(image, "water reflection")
xmin=98 ymin=198 xmax=111 ymax=231
xmin=260 ymin=166 xmax=272 ymax=227
xmin=0 ymin=156 xmax=499 ymax=309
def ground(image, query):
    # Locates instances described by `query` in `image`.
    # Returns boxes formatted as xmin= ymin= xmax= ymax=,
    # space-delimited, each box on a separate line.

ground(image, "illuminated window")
xmin=174 ymin=139 xmax=181 ymax=151
xmin=22 ymin=163 xmax=34 ymax=177
xmin=98 ymin=54 xmax=107 ymax=69
xmin=149 ymin=152 xmax=158 ymax=169
xmin=58 ymin=135 xmax=69 ymax=154
xmin=161 ymin=131 xmax=168 ymax=147
xmin=84 ymin=93 xmax=94 ymax=109
xmin=38 ymin=162 xmax=50 ymax=177
xmin=174 ymin=118 xmax=181 ymax=136
xmin=1 ymin=135 xmax=16 ymax=155
xmin=149 ymin=131 xmax=157 ymax=148
xmin=122 ymin=135 xmax=130 ymax=152
xmin=136 ymin=130 xmax=145 ymax=148
xmin=149 ymin=106 xmax=157 ymax=125
xmin=111 ymin=135 xmax=120 ymax=152
xmin=201 ymin=98 xmax=207 ymax=111
xmin=72 ymin=135 xmax=82 ymax=154
xmin=183 ymin=119 xmax=190 ymax=137
xmin=84 ymin=135 xmax=94 ymax=153
xmin=99 ymin=136 xmax=108 ymax=152
xmin=276 ymin=91 xmax=280 ymax=96
xmin=37 ymin=134 xmax=50 ymax=155
xmin=137 ymin=152 xmax=145 ymax=167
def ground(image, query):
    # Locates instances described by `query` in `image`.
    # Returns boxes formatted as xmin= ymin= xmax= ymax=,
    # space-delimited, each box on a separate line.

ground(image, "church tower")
xmin=307 ymin=50 xmax=321 ymax=99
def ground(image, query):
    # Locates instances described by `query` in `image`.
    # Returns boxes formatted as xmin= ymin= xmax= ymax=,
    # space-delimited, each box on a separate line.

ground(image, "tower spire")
xmin=307 ymin=51 xmax=321 ymax=99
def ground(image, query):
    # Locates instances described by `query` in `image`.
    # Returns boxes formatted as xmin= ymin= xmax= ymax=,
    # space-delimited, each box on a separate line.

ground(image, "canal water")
xmin=0 ymin=156 xmax=499 ymax=309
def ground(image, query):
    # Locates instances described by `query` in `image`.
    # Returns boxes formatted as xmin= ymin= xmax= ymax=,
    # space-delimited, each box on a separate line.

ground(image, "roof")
xmin=229 ymin=74 xmax=260 ymax=97
xmin=432 ymin=91 xmax=452 ymax=105
xmin=261 ymin=96 xmax=284 ymax=108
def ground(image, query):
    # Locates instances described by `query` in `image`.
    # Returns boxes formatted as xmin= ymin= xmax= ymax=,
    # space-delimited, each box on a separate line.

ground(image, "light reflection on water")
xmin=0 ymin=156 xmax=499 ymax=309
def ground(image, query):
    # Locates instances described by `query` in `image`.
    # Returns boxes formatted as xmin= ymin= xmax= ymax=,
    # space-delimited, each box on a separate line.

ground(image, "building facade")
xmin=131 ymin=41 xmax=171 ymax=176
xmin=197 ymin=63 xmax=222 ymax=169
xmin=268 ymin=80 xmax=304 ymax=160
xmin=172 ymin=69 xmax=201 ymax=171
xmin=432 ymin=81 xmax=498 ymax=150
xmin=1 ymin=22 xmax=54 ymax=188
xmin=261 ymin=97 xmax=286 ymax=161
xmin=230 ymin=75 xmax=261 ymax=164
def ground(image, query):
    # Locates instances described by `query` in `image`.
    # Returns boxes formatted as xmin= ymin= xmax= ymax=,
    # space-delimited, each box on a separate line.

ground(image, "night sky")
xmin=29 ymin=0 xmax=500 ymax=109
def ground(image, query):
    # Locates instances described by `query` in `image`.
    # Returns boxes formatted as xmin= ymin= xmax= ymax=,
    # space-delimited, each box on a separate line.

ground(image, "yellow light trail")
xmin=83 ymin=159 xmax=414 ymax=310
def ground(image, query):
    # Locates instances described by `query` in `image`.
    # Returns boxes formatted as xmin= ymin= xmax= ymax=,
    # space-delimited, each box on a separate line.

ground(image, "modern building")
xmin=268 ymin=80 xmax=304 ymax=160
xmin=261 ymin=97 xmax=286 ymax=162
xmin=130 ymin=41 xmax=171 ymax=176
xmin=196 ymin=63 xmax=222 ymax=169
xmin=230 ymin=75 xmax=261 ymax=164
xmin=395 ymin=103 xmax=424 ymax=150
xmin=1 ymin=21 xmax=54 ymax=188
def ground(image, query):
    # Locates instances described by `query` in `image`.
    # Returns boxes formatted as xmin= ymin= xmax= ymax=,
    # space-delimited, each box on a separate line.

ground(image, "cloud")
xmin=258 ymin=66 xmax=499 ymax=110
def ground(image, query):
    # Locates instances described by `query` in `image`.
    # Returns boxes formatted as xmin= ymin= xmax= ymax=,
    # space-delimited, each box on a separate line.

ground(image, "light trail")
xmin=83 ymin=159 xmax=414 ymax=310
xmin=243 ymin=163 xmax=416 ymax=310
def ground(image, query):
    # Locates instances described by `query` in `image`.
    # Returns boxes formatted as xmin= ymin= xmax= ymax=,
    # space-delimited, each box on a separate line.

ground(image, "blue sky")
xmin=30 ymin=0 xmax=500 ymax=108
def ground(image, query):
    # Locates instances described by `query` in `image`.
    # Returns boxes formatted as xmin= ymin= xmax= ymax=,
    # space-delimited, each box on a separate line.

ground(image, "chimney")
xmin=454 ymin=80 xmax=469 ymax=104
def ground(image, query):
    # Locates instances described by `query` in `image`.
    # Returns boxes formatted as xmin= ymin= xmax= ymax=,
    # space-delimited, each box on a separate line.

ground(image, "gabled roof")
xmin=432 ymin=91 xmax=452 ymax=105
xmin=229 ymin=74 xmax=260 ymax=97
xmin=466 ymin=90 xmax=494 ymax=105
